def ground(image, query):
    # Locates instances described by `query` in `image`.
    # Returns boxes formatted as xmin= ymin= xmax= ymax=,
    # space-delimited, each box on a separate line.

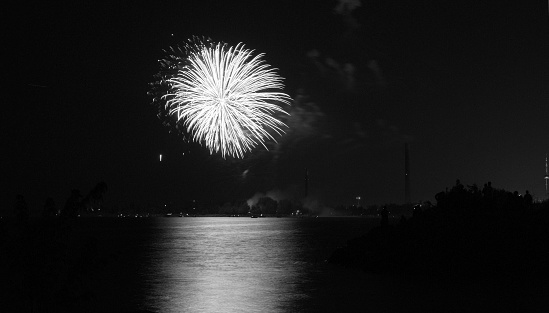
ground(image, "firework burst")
xmin=149 ymin=45 xmax=189 ymax=141
xmin=157 ymin=38 xmax=291 ymax=159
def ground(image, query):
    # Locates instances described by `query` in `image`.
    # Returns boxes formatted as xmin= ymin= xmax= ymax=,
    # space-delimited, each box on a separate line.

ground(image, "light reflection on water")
xmin=137 ymin=217 xmax=377 ymax=313
xmin=84 ymin=217 xmax=538 ymax=313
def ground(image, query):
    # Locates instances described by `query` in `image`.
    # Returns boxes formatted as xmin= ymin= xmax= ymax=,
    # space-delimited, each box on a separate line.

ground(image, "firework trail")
xmin=152 ymin=38 xmax=291 ymax=159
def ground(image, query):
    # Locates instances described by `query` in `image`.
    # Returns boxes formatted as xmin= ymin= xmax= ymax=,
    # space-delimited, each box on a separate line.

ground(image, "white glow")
xmin=166 ymin=41 xmax=291 ymax=159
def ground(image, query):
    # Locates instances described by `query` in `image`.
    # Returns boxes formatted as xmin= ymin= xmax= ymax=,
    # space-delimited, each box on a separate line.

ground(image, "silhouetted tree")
xmin=257 ymin=196 xmax=277 ymax=215
xmin=235 ymin=202 xmax=249 ymax=215
xmin=524 ymin=190 xmax=533 ymax=211
xmin=380 ymin=206 xmax=388 ymax=227
xmin=249 ymin=204 xmax=261 ymax=216
xmin=219 ymin=202 xmax=234 ymax=215
xmin=277 ymin=199 xmax=294 ymax=215
xmin=61 ymin=189 xmax=83 ymax=220
xmin=42 ymin=197 xmax=56 ymax=217
xmin=82 ymin=181 xmax=108 ymax=213
xmin=330 ymin=178 xmax=549 ymax=290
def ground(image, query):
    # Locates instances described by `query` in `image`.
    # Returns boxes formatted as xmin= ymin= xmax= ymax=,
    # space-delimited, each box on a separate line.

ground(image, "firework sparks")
xmin=158 ymin=39 xmax=291 ymax=159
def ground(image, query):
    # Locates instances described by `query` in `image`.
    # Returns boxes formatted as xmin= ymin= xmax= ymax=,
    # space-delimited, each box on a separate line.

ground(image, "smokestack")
xmin=305 ymin=168 xmax=309 ymax=198
xmin=405 ymin=143 xmax=411 ymax=203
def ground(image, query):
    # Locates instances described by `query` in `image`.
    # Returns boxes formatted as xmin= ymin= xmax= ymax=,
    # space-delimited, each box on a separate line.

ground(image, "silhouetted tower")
xmin=405 ymin=143 xmax=411 ymax=203
xmin=545 ymin=153 xmax=549 ymax=198
xmin=305 ymin=168 xmax=309 ymax=198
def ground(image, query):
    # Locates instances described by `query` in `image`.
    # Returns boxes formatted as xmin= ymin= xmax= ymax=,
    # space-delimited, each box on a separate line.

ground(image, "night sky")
xmin=4 ymin=1 xmax=549 ymax=214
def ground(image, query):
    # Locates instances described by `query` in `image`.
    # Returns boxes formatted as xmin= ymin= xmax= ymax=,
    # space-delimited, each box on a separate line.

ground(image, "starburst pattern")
xmin=163 ymin=39 xmax=291 ymax=158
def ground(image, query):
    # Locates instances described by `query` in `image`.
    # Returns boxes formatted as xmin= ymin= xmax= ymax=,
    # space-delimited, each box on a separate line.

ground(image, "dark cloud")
xmin=334 ymin=0 xmax=362 ymax=15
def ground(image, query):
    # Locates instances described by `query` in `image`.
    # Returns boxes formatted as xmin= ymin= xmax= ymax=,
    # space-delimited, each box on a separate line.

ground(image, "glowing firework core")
xmin=165 ymin=40 xmax=291 ymax=158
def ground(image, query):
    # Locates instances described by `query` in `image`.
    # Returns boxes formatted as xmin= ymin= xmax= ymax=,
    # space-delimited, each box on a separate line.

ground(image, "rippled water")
xmin=87 ymin=217 xmax=382 ymax=313
xmin=139 ymin=217 xmax=379 ymax=313
xmin=22 ymin=216 xmax=526 ymax=312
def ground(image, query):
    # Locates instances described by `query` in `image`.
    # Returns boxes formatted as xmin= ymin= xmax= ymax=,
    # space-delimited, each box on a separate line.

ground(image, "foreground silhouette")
xmin=329 ymin=180 xmax=549 ymax=292
xmin=0 ymin=183 xmax=113 ymax=312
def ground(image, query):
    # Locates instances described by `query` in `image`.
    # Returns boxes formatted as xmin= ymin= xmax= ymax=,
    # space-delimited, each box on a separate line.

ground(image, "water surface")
xmin=88 ymin=217 xmax=380 ymax=312
xmin=51 ymin=217 xmax=531 ymax=312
